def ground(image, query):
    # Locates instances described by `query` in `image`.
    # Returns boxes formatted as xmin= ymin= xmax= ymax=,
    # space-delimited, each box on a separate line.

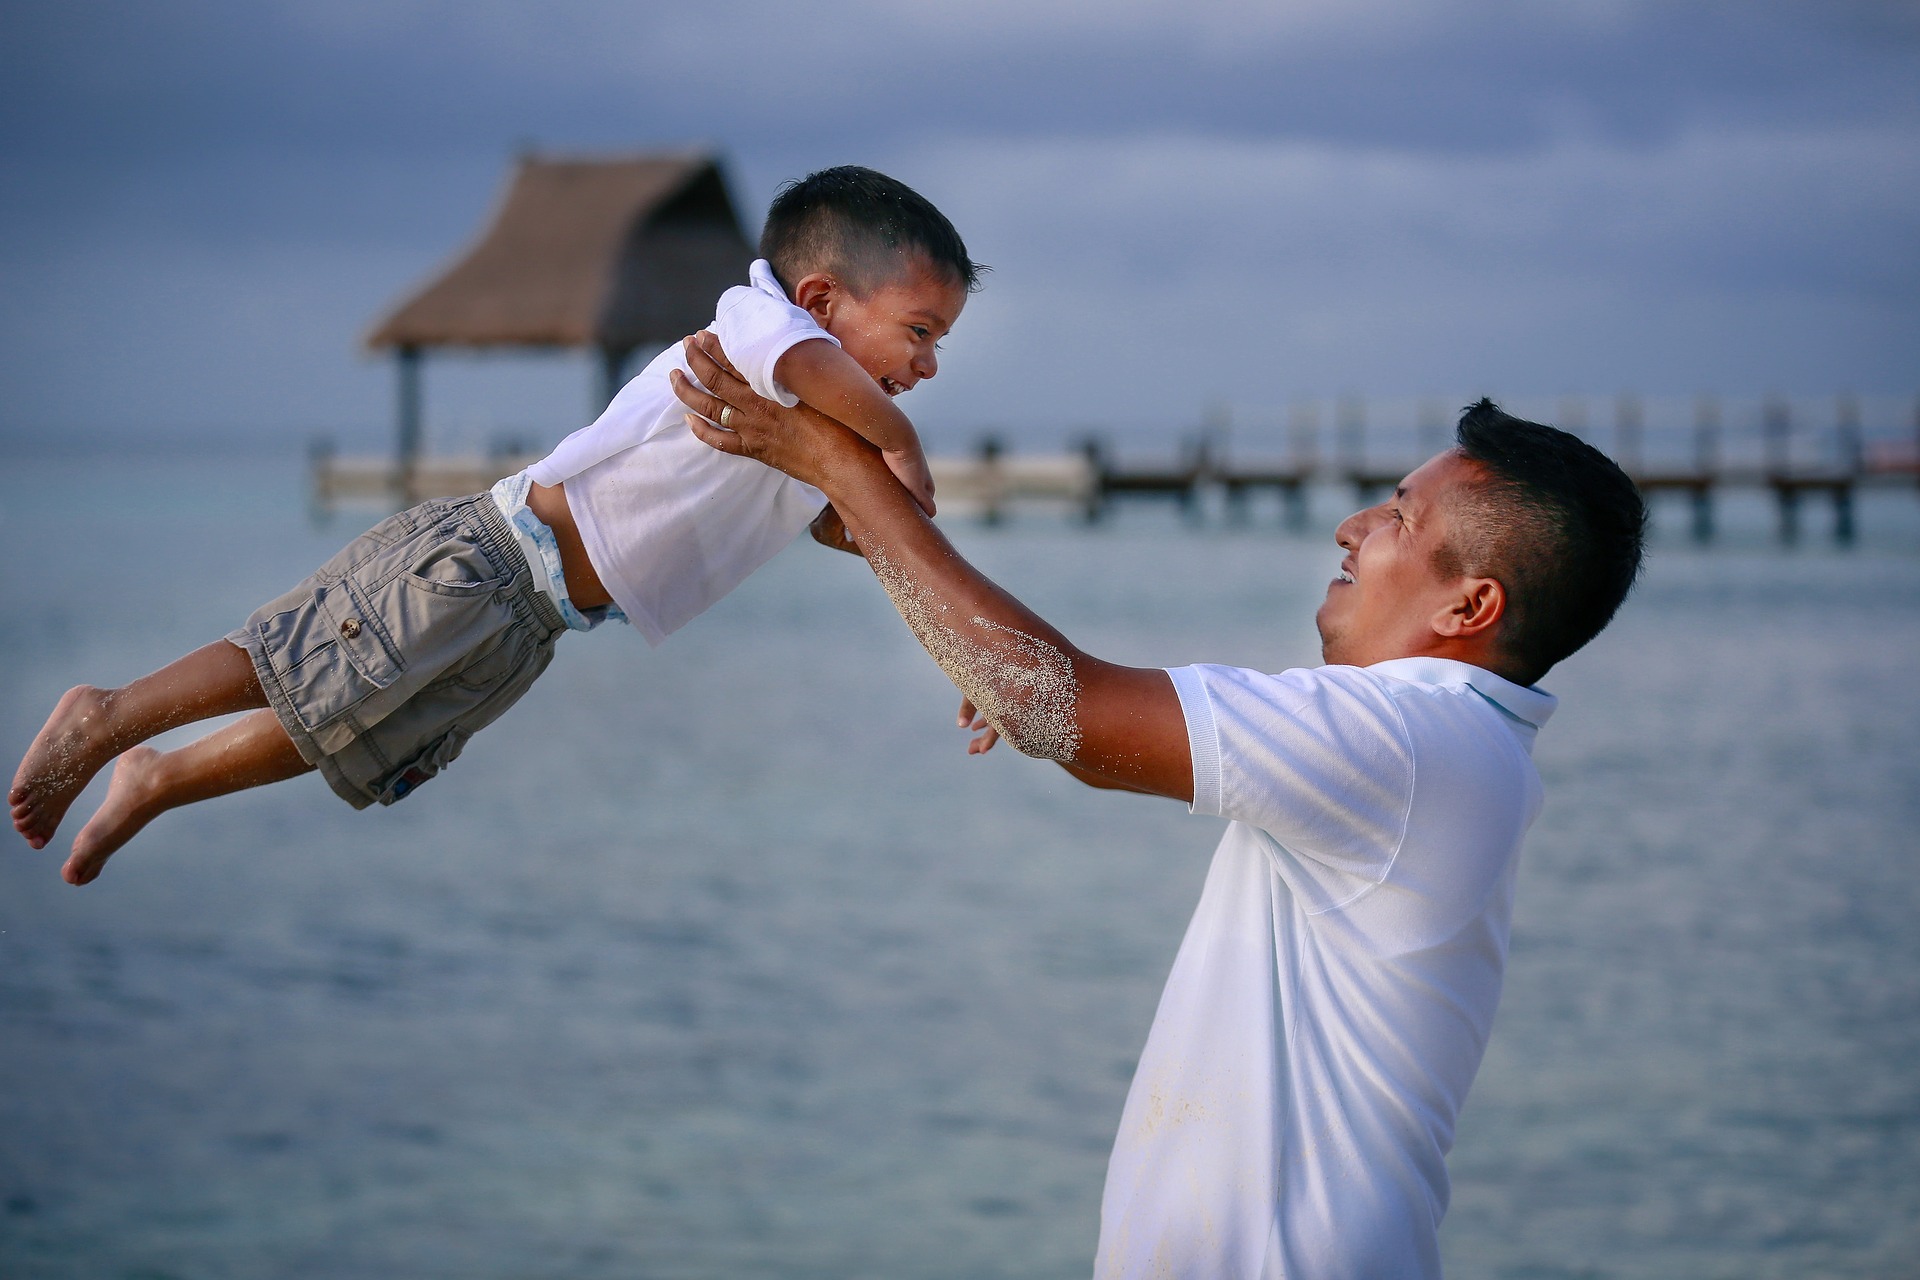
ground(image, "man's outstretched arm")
xmin=672 ymin=333 xmax=1194 ymax=804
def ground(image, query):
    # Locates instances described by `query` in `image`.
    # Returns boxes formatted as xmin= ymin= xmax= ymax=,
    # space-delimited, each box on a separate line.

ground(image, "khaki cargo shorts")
xmin=227 ymin=492 xmax=568 ymax=809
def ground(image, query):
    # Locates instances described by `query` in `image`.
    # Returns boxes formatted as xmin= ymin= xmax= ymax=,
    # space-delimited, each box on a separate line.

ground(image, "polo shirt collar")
xmin=1367 ymin=656 xmax=1557 ymax=729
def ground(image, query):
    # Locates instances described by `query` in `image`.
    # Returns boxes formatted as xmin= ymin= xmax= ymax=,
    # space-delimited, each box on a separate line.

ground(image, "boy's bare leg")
xmin=11 ymin=640 xmax=267 ymax=848
xmin=64 ymin=709 xmax=313 ymax=885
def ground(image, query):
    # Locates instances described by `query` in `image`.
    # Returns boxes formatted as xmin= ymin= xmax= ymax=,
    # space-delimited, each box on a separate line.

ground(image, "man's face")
xmin=1315 ymin=450 xmax=1486 ymax=668
xmin=811 ymin=256 xmax=968 ymax=398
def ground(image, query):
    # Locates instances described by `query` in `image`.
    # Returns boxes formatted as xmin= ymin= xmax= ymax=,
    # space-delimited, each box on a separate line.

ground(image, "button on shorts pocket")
xmin=257 ymin=578 xmax=405 ymax=737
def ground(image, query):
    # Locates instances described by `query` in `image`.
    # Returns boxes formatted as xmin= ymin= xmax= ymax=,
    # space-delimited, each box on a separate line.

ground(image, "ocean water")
xmin=1 ymin=451 xmax=1916 ymax=1279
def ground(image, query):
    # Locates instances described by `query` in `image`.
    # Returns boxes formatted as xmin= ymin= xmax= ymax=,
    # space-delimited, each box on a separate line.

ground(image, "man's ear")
xmin=1431 ymin=576 xmax=1505 ymax=641
xmin=791 ymin=273 xmax=839 ymax=327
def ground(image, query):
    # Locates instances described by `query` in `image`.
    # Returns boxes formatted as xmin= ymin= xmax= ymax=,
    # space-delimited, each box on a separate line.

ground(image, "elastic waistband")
xmin=465 ymin=491 xmax=568 ymax=639
xmin=487 ymin=472 xmax=626 ymax=633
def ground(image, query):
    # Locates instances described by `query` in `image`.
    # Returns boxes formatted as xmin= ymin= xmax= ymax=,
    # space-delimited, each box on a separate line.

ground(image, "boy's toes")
xmin=11 ymin=686 xmax=117 ymax=846
xmin=62 ymin=850 xmax=104 ymax=886
xmin=11 ymin=798 xmax=49 ymax=848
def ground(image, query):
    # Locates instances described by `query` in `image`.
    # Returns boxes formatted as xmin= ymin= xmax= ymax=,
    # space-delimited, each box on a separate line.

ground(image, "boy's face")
xmin=804 ymin=256 xmax=968 ymax=396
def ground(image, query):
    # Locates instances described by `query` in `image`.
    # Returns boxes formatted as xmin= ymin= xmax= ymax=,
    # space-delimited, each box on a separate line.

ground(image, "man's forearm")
xmin=815 ymin=439 xmax=1088 ymax=762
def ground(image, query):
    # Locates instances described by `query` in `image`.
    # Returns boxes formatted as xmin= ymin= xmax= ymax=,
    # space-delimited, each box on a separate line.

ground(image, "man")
xmin=672 ymin=335 xmax=1646 ymax=1279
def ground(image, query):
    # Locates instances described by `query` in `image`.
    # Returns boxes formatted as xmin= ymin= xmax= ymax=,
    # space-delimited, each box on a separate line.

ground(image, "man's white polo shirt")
xmin=1096 ymin=657 xmax=1555 ymax=1280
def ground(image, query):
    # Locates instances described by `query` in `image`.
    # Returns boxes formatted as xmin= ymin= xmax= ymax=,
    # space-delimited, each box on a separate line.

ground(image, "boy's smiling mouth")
xmin=879 ymin=376 xmax=907 ymax=396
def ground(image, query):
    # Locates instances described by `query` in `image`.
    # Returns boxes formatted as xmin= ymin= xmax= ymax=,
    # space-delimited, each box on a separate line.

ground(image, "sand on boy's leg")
xmin=10 ymin=639 xmax=271 ymax=860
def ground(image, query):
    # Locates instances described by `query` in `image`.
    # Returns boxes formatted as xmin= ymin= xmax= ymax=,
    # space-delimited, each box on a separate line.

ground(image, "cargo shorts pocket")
xmin=401 ymin=524 xmax=508 ymax=598
xmin=256 ymin=577 xmax=407 ymax=741
xmin=386 ymin=529 xmax=514 ymax=679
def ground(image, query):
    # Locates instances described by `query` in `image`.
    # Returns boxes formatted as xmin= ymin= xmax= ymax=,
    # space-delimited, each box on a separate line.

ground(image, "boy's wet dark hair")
xmin=1442 ymin=399 xmax=1648 ymax=685
xmin=759 ymin=166 xmax=984 ymax=298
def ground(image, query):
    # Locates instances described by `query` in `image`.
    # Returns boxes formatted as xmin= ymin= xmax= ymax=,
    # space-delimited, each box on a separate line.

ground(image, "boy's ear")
xmin=790 ymin=273 xmax=839 ymax=327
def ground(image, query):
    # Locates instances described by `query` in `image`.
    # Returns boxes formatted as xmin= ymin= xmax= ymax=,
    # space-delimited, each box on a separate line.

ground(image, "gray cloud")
xmin=8 ymin=1 xmax=1915 ymax=164
xmin=1 ymin=0 xmax=1915 ymax=447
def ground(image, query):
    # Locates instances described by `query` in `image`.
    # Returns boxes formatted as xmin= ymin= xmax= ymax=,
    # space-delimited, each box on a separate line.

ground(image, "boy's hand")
xmin=884 ymin=446 xmax=938 ymax=517
xmin=809 ymin=503 xmax=862 ymax=555
xmin=957 ymin=697 xmax=1000 ymax=755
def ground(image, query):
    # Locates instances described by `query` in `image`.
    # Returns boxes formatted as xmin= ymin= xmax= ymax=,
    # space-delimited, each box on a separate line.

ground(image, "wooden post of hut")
xmin=600 ymin=346 xmax=635 ymax=411
xmin=362 ymin=151 xmax=755 ymax=500
xmin=396 ymin=345 xmax=423 ymax=477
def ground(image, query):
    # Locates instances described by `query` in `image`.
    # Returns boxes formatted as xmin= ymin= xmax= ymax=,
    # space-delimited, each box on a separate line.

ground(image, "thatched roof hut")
xmin=365 ymin=150 xmax=754 ymax=463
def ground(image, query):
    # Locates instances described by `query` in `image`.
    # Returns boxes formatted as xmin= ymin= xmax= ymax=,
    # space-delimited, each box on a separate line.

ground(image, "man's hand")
xmin=962 ymin=695 xmax=1161 ymax=794
xmin=671 ymin=332 xmax=865 ymax=490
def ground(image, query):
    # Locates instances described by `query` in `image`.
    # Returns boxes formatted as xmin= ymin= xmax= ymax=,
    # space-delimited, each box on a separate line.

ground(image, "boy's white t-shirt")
xmin=525 ymin=260 xmax=833 ymax=644
xmin=1097 ymin=657 xmax=1555 ymax=1280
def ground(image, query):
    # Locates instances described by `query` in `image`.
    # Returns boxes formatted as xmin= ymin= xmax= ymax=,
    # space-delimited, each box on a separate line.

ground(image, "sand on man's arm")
xmin=869 ymin=547 xmax=1081 ymax=764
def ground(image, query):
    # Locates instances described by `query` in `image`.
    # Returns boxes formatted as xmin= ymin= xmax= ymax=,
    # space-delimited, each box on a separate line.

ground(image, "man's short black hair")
xmin=759 ymin=166 xmax=984 ymax=299
xmin=1443 ymin=399 xmax=1648 ymax=684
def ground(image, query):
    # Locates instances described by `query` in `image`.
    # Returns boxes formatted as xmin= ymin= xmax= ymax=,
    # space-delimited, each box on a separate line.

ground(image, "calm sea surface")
xmin=2 ymin=451 xmax=1916 ymax=1279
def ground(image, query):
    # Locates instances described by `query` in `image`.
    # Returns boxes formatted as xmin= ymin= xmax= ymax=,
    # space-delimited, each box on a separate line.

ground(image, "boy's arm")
xmin=775 ymin=339 xmax=916 ymax=453
xmin=776 ymin=340 xmax=937 ymax=516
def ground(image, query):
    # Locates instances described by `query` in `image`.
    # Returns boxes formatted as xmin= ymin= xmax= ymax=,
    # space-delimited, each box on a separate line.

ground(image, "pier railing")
xmin=311 ymin=392 xmax=1919 ymax=543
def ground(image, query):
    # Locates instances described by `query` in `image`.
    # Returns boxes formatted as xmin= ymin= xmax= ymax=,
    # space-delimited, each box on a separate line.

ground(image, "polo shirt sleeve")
xmin=1169 ymin=664 xmax=1415 ymax=907
xmin=711 ymin=279 xmax=840 ymax=409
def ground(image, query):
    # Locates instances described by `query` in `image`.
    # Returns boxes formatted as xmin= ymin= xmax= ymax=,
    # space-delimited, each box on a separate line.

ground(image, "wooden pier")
xmin=312 ymin=393 xmax=1919 ymax=544
xmin=1060 ymin=393 xmax=1919 ymax=544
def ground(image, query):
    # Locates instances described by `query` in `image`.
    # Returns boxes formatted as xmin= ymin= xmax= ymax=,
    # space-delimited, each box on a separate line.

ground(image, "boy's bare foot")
xmin=64 ymin=747 xmax=164 ymax=885
xmin=10 ymin=686 xmax=119 ymax=849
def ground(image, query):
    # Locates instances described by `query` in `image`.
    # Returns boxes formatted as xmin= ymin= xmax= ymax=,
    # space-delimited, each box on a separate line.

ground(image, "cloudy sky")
xmin=2 ymin=0 xmax=1916 ymax=453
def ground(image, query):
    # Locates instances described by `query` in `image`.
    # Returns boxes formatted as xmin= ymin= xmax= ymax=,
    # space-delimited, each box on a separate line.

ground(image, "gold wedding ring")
xmin=720 ymin=405 xmax=735 ymax=429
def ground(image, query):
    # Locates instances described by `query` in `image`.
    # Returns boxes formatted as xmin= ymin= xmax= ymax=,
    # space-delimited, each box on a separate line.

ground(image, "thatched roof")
xmin=366 ymin=152 xmax=753 ymax=352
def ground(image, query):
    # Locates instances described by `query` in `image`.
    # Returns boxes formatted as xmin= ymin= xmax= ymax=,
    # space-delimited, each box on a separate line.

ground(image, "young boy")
xmin=10 ymin=165 xmax=981 ymax=885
